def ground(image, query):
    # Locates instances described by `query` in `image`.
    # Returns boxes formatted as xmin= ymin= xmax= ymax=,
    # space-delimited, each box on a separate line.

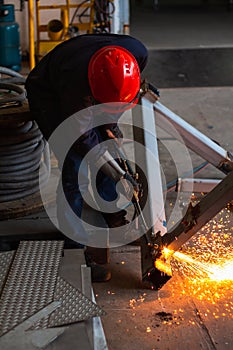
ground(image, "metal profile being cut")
xmin=132 ymin=84 xmax=233 ymax=289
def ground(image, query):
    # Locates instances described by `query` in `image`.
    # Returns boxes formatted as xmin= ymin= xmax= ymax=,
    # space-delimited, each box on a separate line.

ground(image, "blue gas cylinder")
xmin=0 ymin=4 xmax=21 ymax=71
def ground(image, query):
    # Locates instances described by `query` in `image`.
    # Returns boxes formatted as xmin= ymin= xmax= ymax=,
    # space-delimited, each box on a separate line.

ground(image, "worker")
xmin=25 ymin=33 xmax=148 ymax=282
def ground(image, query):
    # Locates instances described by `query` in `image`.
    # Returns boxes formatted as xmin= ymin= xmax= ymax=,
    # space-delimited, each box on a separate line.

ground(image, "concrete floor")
xmin=93 ymin=232 xmax=233 ymax=350
xmin=1 ymin=4 xmax=233 ymax=350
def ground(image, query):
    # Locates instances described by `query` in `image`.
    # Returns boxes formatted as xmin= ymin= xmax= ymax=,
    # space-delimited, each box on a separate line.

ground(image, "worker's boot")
xmin=84 ymin=251 xmax=111 ymax=283
xmin=84 ymin=210 xmax=129 ymax=283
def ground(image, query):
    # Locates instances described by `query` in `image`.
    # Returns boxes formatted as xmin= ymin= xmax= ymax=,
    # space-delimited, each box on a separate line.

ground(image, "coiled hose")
xmin=0 ymin=67 xmax=50 ymax=203
xmin=0 ymin=66 xmax=26 ymax=85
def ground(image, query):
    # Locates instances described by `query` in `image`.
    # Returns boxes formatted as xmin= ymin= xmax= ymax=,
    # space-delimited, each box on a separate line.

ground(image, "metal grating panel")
xmin=32 ymin=273 xmax=106 ymax=329
xmin=0 ymin=241 xmax=63 ymax=336
xmin=0 ymin=251 xmax=15 ymax=295
xmin=48 ymin=276 xmax=105 ymax=327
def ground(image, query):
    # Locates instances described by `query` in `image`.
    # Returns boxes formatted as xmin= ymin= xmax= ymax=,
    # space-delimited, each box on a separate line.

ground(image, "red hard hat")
xmin=88 ymin=46 xmax=140 ymax=105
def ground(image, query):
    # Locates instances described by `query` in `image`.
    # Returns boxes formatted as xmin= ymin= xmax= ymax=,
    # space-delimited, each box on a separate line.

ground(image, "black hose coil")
xmin=0 ymin=67 xmax=50 ymax=203
xmin=0 ymin=120 xmax=50 ymax=202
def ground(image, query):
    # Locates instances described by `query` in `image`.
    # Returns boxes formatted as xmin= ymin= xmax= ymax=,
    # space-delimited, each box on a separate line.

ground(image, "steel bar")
xmin=133 ymin=96 xmax=167 ymax=286
xmin=133 ymin=97 xmax=167 ymax=237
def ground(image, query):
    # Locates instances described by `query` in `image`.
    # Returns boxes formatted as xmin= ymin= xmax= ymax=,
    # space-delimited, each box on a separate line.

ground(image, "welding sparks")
xmin=172 ymin=251 xmax=233 ymax=281
xmin=155 ymin=208 xmax=233 ymax=318
xmin=209 ymin=260 xmax=233 ymax=281
xmin=156 ymin=208 xmax=233 ymax=283
xmin=156 ymin=244 xmax=233 ymax=283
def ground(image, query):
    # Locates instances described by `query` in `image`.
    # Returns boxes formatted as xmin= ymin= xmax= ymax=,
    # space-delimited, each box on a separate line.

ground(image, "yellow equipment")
xmin=28 ymin=1 xmax=114 ymax=69
xmin=35 ymin=0 xmax=95 ymax=62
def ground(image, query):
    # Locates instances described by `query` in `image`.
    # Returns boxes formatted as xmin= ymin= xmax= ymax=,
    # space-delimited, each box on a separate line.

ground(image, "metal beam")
xmin=133 ymin=97 xmax=167 ymax=237
xmin=132 ymin=97 xmax=167 ymax=285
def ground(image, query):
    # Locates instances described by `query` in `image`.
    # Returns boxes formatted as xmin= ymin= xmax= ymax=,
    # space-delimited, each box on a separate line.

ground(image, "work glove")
xmin=95 ymin=151 xmax=139 ymax=196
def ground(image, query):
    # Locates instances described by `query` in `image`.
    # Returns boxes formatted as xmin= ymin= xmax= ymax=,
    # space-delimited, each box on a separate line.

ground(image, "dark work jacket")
xmin=25 ymin=34 xmax=148 ymax=158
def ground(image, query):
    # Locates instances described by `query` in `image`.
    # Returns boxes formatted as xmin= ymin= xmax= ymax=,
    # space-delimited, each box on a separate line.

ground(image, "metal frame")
xmin=135 ymin=89 xmax=233 ymax=288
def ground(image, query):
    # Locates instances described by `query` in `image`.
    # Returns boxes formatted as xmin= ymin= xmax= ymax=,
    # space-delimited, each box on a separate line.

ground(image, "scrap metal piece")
xmin=0 ymin=251 xmax=15 ymax=294
xmin=0 ymin=301 xmax=65 ymax=350
xmin=32 ymin=275 xmax=105 ymax=329
xmin=0 ymin=241 xmax=107 ymax=349
xmin=32 ymin=276 xmax=105 ymax=329
xmin=0 ymin=240 xmax=64 ymax=336
xmin=48 ymin=276 xmax=105 ymax=327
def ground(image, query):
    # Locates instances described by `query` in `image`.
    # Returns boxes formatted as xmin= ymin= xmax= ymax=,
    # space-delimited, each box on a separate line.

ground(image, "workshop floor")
xmin=93 ymin=234 xmax=233 ymax=350
xmin=1 ymin=3 xmax=233 ymax=350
